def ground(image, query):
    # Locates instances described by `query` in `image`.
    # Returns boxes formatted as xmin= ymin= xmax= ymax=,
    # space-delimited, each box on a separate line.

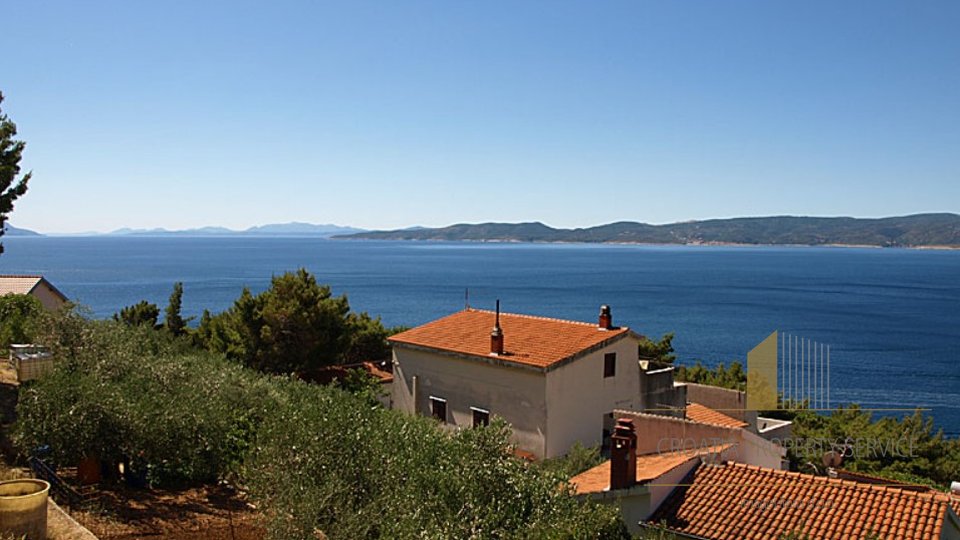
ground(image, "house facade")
xmin=389 ymin=305 xmax=684 ymax=459
xmin=0 ymin=275 xmax=69 ymax=311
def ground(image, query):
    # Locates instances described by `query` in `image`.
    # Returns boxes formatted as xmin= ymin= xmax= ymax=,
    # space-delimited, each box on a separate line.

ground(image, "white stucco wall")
xmin=544 ymin=336 xmax=642 ymax=458
xmin=392 ymin=346 xmax=549 ymax=457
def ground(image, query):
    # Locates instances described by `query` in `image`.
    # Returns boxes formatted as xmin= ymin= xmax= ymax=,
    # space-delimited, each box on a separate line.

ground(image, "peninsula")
xmin=337 ymin=213 xmax=960 ymax=248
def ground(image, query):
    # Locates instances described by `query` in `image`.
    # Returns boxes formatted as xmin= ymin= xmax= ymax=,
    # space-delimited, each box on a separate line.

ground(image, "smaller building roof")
xmin=651 ymin=461 xmax=955 ymax=540
xmin=300 ymin=361 xmax=394 ymax=385
xmin=389 ymin=308 xmax=634 ymax=370
xmin=570 ymin=444 xmax=735 ymax=495
xmin=0 ymin=275 xmax=69 ymax=302
xmin=685 ymin=402 xmax=749 ymax=429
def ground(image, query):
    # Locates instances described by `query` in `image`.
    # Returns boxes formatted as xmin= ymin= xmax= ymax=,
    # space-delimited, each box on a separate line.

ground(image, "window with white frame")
xmin=429 ymin=396 xmax=447 ymax=423
xmin=471 ymin=407 xmax=490 ymax=427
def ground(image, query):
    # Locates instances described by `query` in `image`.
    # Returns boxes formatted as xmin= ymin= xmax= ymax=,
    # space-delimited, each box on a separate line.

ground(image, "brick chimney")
xmin=490 ymin=300 xmax=504 ymax=355
xmin=598 ymin=305 xmax=613 ymax=330
xmin=610 ymin=418 xmax=637 ymax=490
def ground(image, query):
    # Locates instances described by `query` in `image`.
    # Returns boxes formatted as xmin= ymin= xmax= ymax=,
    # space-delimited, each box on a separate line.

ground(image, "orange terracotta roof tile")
xmin=570 ymin=444 xmax=734 ymax=495
xmin=360 ymin=361 xmax=394 ymax=383
xmin=685 ymin=402 xmax=749 ymax=429
xmin=649 ymin=462 xmax=951 ymax=540
xmin=389 ymin=309 xmax=633 ymax=370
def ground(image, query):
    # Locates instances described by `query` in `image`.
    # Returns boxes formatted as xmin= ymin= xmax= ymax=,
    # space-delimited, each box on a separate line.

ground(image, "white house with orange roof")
xmin=389 ymin=304 xmax=686 ymax=459
xmin=0 ymin=275 xmax=68 ymax=311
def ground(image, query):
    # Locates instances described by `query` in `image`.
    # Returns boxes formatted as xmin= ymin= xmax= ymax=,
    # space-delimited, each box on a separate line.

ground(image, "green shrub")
xmin=537 ymin=441 xmax=604 ymax=479
xmin=674 ymin=360 xmax=746 ymax=391
xmin=14 ymin=321 xmax=272 ymax=485
xmin=0 ymin=294 xmax=45 ymax=348
xmin=243 ymin=380 xmax=628 ymax=540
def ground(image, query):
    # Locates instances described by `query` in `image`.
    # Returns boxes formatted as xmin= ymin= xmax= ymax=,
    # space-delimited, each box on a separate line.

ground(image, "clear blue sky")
xmin=5 ymin=1 xmax=959 ymax=233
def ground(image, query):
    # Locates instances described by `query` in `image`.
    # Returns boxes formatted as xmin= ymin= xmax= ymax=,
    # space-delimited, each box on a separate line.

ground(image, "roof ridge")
xmin=0 ymin=274 xmax=43 ymax=279
xmin=724 ymin=461 xmax=946 ymax=499
xmin=466 ymin=307 xmax=627 ymax=329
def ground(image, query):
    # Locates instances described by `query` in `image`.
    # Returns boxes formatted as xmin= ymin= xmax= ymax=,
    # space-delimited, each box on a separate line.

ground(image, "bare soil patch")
xmin=66 ymin=483 xmax=263 ymax=540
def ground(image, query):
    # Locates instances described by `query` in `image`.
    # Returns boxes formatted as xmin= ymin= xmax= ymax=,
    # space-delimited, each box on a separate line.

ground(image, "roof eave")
xmin=390 ymin=342 xmax=549 ymax=373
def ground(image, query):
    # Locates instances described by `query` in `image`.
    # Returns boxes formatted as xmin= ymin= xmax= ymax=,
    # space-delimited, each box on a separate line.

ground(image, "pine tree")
xmin=114 ymin=300 xmax=160 ymax=328
xmin=0 ymin=92 xmax=31 ymax=255
xmin=165 ymin=282 xmax=187 ymax=337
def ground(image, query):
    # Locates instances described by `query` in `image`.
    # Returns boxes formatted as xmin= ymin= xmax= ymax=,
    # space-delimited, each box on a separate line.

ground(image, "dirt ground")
xmin=66 ymin=483 xmax=264 ymax=540
xmin=0 ymin=359 xmax=264 ymax=540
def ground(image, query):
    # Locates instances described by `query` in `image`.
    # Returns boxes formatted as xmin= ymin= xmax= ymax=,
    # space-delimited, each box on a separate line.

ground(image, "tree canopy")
xmin=0 ymin=294 xmax=45 ymax=348
xmin=638 ymin=332 xmax=677 ymax=364
xmin=197 ymin=269 xmax=393 ymax=374
xmin=675 ymin=360 xmax=747 ymax=391
xmin=786 ymin=404 xmax=960 ymax=490
xmin=114 ymin=300 xmax=161 ymax=328
xmin=164 ymin=282 xmax=188 ymax=337
xmin=0 ymin=91 xmax=31 ymax=255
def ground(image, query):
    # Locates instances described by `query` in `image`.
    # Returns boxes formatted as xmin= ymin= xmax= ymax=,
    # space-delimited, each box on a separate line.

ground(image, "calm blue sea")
xmin=2 ymin=236 xmax=959 ymax=436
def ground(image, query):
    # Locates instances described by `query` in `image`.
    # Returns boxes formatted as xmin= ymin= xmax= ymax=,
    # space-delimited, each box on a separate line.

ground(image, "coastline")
xmin=329 ymin=237 xmax=960 ymax=250
xmin=8 ymin=235 xmax=960 ymax=250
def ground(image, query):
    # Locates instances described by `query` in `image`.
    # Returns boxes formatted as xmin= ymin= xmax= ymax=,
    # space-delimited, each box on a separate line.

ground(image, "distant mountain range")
xmin=108 ymin=223 xmax=367 ymax=237
xmin=9 ymin=215 xmax=960 ymax=247
xmin=337 ymin=214 xmax=960 ymax=248
xmin=2 ymin=224 xmax=41 ymax=236
xmin=78 ymin=223 xmax=366 ymax=237
xmin=2 ymin=222 xmax=366 ymax=238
